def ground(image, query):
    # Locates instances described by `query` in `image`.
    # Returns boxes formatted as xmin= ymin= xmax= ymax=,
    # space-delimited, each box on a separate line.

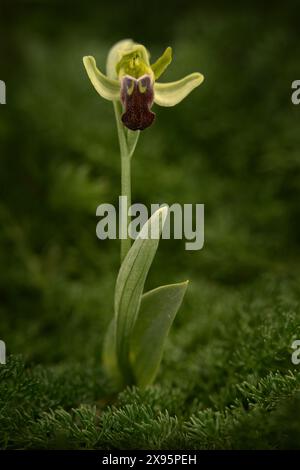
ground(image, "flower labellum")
xmin=83 ymin=40 xmax=204 ymax=131
xmin=120 ymin=75 xmax=155 ymax=130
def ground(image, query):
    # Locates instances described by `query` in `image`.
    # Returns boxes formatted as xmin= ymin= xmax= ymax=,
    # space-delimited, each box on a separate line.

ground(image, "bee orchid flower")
xmin=82 ymin=40 xmax=205 ymax=389
xmin=83 ymin=39 xmax=204 ymax=131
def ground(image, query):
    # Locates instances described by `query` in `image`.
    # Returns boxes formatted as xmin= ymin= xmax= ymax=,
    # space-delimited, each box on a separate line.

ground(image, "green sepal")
xmin=115 ymin=45 xmax=153 ymax=79
xmin=106 ymin=39 xmax=135 ymax=79
xmin=154 ymin=72 xmax=204 ymax=107
xmin=83 ymin=56 xmax=120 ymax=101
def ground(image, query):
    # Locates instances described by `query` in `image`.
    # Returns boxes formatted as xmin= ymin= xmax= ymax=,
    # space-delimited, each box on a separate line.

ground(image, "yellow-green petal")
xmin=83 ymin=56 xmax=120 ymax=101
xmin=154 ymin=72 xmax=204 ymax=107
xmin=151 ymin=47 xmax=172 ymax=80
xmin=106 ymin=39 xmax=135 ymax=79
xmin=116 ymin=45 xmax=152 ymax=79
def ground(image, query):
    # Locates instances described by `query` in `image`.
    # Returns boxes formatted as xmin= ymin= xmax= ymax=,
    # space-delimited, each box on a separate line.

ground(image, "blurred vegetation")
xmin=0 ymin=0 xmax=300 ymax=449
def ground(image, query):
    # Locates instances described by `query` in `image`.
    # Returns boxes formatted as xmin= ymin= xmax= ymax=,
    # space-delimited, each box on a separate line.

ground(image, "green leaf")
xmin=130 ymin=281 xmax=189 ymax=388
xmin=154 ymin=72 xmax=204 ymax=107
xmin=102 ymin=318 xmax=123 ymax=387
xmin=114 ymin=206 xmax=169 ymax=383
xmin=126 ymin=129 xmax=140 ymax=159
xmin=151 ymin=47 xmax=172 ymax=80
xmin=83 ymin=56 xmax=120 ymax=101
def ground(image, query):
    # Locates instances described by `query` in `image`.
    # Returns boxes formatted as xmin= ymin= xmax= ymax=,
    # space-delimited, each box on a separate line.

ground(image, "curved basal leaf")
xmin=130 ymin=281 xmax=188 ymax=388
xmin=102 ymin=318 xmax=122 ymax=387
xmin=114 ymin=206 xmax=168 ymax=383
xmin=154 ymin=73 xmax=204 ymax=107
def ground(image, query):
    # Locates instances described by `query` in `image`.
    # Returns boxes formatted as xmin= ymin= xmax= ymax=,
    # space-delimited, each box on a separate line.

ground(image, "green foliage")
xmin=1 ymin=0 xmax=300 ymax=450
xmin=106 ymin=205 xmax=187 ymax=388
xmin=1 ymin=276 xmax=300 ymax=449
xmin=131 ymin=281 xmax=188 ymax=388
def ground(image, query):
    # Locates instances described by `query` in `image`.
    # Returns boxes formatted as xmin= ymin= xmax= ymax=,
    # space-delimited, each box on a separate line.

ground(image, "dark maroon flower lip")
xmin=120 ymin=74 xmax=155 ymax=131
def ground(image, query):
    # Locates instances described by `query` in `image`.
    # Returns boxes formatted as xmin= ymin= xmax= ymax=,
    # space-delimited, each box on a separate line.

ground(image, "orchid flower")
xmin=83 ymin=39 xmax=204 ymax=131
xmin=82 ymin=40 xmax=204 ymax=389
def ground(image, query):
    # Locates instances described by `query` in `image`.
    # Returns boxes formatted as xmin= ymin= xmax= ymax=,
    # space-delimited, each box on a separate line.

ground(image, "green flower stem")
xmin=120 ymin=152 xmax=131 ymax=263
xmin=113 ymin=101 xmax=132 ymax=264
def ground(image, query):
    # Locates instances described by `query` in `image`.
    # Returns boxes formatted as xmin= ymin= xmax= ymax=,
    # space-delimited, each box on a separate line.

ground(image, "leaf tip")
xmin=181 ymin=279 xmax=189 ymax=292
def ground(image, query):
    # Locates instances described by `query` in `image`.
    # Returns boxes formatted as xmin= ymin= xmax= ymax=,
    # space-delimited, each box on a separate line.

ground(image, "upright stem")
xmin=120 ymin=151 xmax=131 ymax=262
xmin=113 ymin=102 xmax=132 ymax=264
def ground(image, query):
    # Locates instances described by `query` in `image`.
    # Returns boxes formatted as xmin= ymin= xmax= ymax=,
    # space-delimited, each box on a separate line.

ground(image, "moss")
xmin=1 ymin=1 xmax=300 ymax=450
xmin=1 ymin=274 xmax=300 ymax=449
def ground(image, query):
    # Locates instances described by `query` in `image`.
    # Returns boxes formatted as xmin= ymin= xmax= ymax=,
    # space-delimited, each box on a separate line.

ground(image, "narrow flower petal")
xmin=83 ymin=56 xmax=120 ymax=101
xmin=154 ymin=72 xmax=204 ymax=107
xmin=151 ymin=47 xmax=172 ymax=80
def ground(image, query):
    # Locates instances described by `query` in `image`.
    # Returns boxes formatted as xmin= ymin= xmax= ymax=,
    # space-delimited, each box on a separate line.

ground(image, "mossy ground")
xmin=1 ymin=271 xmax=300 ymax=449
xmin=1 ymin=1 xmax=300 ymax=449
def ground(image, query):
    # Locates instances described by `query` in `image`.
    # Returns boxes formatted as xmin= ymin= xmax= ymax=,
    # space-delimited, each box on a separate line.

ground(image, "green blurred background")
xmin=1 ymin=0 xmax=300 ymax=366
